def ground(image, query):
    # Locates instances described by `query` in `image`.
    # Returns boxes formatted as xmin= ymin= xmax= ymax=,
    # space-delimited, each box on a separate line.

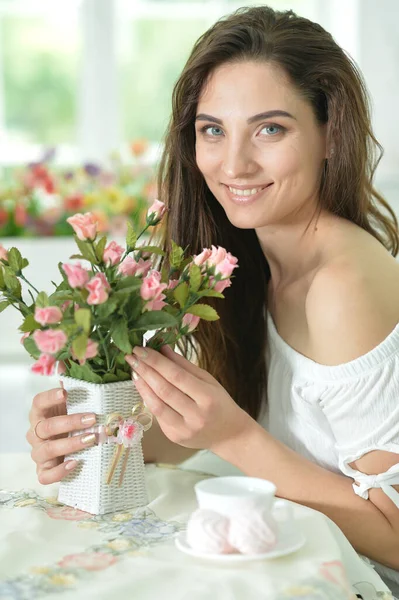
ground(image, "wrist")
xmin=210 ymin=409 xmax=263 ymax=464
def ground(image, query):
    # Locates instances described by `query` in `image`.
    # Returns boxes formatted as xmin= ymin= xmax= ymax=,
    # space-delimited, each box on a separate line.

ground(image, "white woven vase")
xmin=57 ymin=376 xmax=149 ymax=515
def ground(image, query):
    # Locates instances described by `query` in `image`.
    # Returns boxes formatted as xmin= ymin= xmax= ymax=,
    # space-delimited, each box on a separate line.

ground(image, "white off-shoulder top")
xmin=258 ymin=311 xmax=399 ymax=508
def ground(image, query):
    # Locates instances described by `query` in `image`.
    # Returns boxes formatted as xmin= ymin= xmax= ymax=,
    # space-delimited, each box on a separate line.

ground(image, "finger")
xmin=37 ymin=459 xmax=79 ymax=485
xmin=31 ymin=432 xmax=97 ymax=464
xmin=126 ymin=347 xmax=208 ymax=402
xmin=133 ymin=371 xmax=185 ymax=428
xmin=160 ymin=345 xmax=212 ymax=382
xmin=128 ymin=357 xmax=198 ymax=419
xmin=29 ymin=388 xmax=67 ymax=426
xmin=32 ymin=412 xmax=97 ymax=442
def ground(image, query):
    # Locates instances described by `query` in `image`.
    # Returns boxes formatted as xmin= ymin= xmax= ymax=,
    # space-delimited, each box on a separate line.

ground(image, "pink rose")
xmin=211 ymin=278 xmax=232 ymax=293
xmin=193 ymin=248 xmax=212 ymax=267
xmin=168 ymin=279 xmax=179 ymax=290
xmin=146 ymin=199 xmax=166 ymax=224
xmin=182 ymin=313 xmax=200 ymax=333
xmin=208 ymin=245 xmax=227 ymax=266
xmin=86 ymin=273 xmax=110 ymax=305
xmin=103 ymin=241 xmax=124 ymax=266
xmin=66 ymin=212 xmax=97 ymax=241
xmin=72 ymin=338 xmax=99 ymax=365
xmin=117 ymin=256 xmax=152 ymax=277
xmin=33 ymin=329 xmax=68 ymax=354
xmin=140 ymin=270 xmax=167 ymax=312
xmin=31 ymin=354 xmax=56 ymax=376
xmin=0 ymin=244 xmax=8 ymax=262
xmin=214 ymin=252 xmax=238 ymax=278
xmin=62 ymin=263 xmax=90 ymax=288
xmin=34 ymin=306 xmax=63 ymax=326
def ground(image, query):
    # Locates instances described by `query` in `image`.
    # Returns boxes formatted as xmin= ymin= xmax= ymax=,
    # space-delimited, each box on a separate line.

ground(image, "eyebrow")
xmin=195 ymin=110 xmax=296 ymax=125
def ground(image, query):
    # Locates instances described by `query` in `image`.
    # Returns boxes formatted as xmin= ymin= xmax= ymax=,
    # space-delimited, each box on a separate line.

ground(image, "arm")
xmin=213 ymin=419 xmax=399 ymax=569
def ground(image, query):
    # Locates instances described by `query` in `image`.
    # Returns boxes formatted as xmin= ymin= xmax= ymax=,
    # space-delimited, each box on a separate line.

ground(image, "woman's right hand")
xmin=26 ymin=386 xmax=97 ymax=485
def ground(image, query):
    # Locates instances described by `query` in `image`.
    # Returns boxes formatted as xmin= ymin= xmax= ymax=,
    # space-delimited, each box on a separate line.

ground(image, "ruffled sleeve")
xmin=315 ymin=337 xmax=399 ymax=507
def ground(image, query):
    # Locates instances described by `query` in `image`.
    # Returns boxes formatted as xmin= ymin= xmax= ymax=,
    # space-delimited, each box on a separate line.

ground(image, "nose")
xmin=221 ymin=137 xmax=259 ymax=180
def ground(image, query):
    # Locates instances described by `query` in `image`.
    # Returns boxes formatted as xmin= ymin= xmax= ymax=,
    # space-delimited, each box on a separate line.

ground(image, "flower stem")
xmin=19 ymin=273 xmax=40 ymax=295
xmin=96 ymin=326 xmax=111 ymax=371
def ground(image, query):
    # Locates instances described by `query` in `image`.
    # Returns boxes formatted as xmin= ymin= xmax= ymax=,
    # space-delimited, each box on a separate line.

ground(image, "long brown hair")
xmin=156 ymin=5 xmax=399 ymax=420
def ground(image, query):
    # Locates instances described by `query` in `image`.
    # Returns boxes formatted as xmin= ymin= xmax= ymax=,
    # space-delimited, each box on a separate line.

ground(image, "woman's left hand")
xmin=125 ymin=345 xmax=254 ymax=453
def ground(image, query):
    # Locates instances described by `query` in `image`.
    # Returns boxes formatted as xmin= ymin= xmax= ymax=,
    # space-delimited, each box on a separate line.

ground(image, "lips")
xmin=222 ymin=182 xmax=274 ymax=205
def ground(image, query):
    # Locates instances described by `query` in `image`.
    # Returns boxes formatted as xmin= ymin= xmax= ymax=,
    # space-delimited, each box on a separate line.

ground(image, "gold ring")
xmin=33 ymin=420 xmax=46 ymax=441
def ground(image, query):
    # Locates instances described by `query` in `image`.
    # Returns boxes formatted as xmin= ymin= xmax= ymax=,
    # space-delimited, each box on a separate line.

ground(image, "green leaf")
xmin=96 ymin=297 xmax=119 ymax=319
xmin=75 ymin=308 xmax=91 ymax=334
xmin=19 ymin=313 xmax=40 ymax=333
xmin=186 ymin=304 xmax=219 ymax=321
xmin=133 ymin=311 xmax=178 ymax=331
xmin=69 ymin=254 xmax=86 ymax=260
xmin=126 ymin=221 xmax=137 ymax=249
xmin=0 ymin=268 xmax=5 ymax=289
xmin=173 ymin=282 xmax=189 ymax=309
xmin=96 ymin=236 xmax=107 ymax=262
xmin=49 ymin=290 xmax=74 ymax=304
xmin=60 ymin=322 xmax=80 ymax=337
xmin=4 ymin=271 xmax=22 ymax=298
xmin=35 ymin=291 xmax=49 ymax=308
xmin=69 ymin=361 xmax=102 ymax=383
xmin=196 ymin=289 xmax=225 ymax=299
xmin=23 ymin=336 xmax=40 ymax=359
xmin=74 ymin=236 xmax=98 ymax=264
xmin=0 ymin=300 xmax=10 ymax=313
xmin=8 ymin=248 xmax=23 ymax=273
xmin=111 ymin=320 xmax=132 ymax=353
xmin=189 ymin=264 xmax=202 ymax=293
xmin=103 ymin=373 xmax=120 ymax=383
xmin=137 ymin=245 xmax=165 ymax=257
xmin=72 ymin=333 xmax=88 ymax=361
xmin=170 ymin=240 xmax=184 ymax=269
xmin=21 ymin=258 xmax=29 ymax=270
xmin=116 ymin=369 xmax=131 ymax=381
xmin=115 ymin=276 xmax=142 ymax=291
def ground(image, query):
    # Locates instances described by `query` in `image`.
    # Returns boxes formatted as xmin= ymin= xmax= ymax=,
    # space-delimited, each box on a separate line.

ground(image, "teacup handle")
xmin=271 ymin=498 xmax=294 ymax=523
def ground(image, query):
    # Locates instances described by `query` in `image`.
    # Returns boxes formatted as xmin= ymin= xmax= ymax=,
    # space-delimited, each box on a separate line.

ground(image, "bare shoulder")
xmin=306 ymin=223 xmax=399 ymax=365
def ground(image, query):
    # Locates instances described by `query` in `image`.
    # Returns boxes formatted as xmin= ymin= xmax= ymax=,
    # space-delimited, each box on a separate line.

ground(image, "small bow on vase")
xmin=105 ymin=401 xmax=153 ymax=486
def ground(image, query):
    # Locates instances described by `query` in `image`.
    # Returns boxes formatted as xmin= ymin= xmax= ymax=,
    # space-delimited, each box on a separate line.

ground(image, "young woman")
xmin=27 ymin=6 xmax=399 ymax=593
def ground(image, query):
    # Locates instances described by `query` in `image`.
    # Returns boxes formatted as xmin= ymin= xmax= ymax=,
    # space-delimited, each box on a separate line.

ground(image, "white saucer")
xmin=175 ymin=520 xmax=306 ymax=562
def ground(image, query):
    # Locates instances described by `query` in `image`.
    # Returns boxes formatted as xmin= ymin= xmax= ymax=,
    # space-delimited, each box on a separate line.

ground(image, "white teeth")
xmin=228 ymin=186 xmax=264 ymax=196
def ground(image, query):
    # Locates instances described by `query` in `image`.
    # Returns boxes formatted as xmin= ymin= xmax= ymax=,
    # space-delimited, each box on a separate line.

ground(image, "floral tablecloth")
xmin=0 ymin=453 xmax=393 ymax=600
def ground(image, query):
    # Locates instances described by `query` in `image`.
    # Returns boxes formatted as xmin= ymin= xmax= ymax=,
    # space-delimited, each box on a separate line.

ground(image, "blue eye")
xmin=260 ymin=125 xmax=282 ymax=136
xmin=201 ymin=126 xmax=224 ymax=137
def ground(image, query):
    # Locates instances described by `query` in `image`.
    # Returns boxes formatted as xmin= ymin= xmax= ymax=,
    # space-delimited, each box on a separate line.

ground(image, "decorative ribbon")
xmin=104 ymin=401 xmax=153 ymax=486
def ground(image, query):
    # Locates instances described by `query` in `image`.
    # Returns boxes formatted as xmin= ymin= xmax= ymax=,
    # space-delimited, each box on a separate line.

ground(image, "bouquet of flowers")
xmin=0 ymin=143 xmax=156 ymax=238
xmin=0 ymin=199 xmax=238 ymax=514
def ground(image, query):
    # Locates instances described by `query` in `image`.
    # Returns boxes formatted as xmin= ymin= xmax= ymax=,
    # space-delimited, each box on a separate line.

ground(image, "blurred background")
xmin=1 ymin=0 xmax=398 ymax=451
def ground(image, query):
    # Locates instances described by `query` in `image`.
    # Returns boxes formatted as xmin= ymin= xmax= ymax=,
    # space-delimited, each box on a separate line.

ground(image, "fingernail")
xmin=133 ymin=347 xmax=148 ymax=359
xmin=57 ymin=388 xmax=65 ymax=401
xmin=81 ymin=414 xmax=96 ymax=425
xmin=65 ymin=460 xmax=78 ymax=471
xmin=132 ymin=370 xmax=140 ymax=381
xmin=81 ymin=433 xmax=96 ymax=445
xmin=126 ymin=355 xmax=139 ymax=369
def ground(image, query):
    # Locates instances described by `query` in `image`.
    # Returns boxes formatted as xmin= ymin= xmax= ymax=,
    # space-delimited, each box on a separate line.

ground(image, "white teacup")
xmin=194 ymin=476 xmax=294 ymax=529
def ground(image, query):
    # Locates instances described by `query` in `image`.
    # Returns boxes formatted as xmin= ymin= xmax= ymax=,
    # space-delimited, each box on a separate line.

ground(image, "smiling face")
xmin=195 ymin=61 xmax=328 ymax=231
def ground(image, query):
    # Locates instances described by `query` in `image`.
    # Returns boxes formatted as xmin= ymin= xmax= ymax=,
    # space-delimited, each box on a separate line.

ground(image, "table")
xmin=0 ymin=453 xmax=394 ymax=600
